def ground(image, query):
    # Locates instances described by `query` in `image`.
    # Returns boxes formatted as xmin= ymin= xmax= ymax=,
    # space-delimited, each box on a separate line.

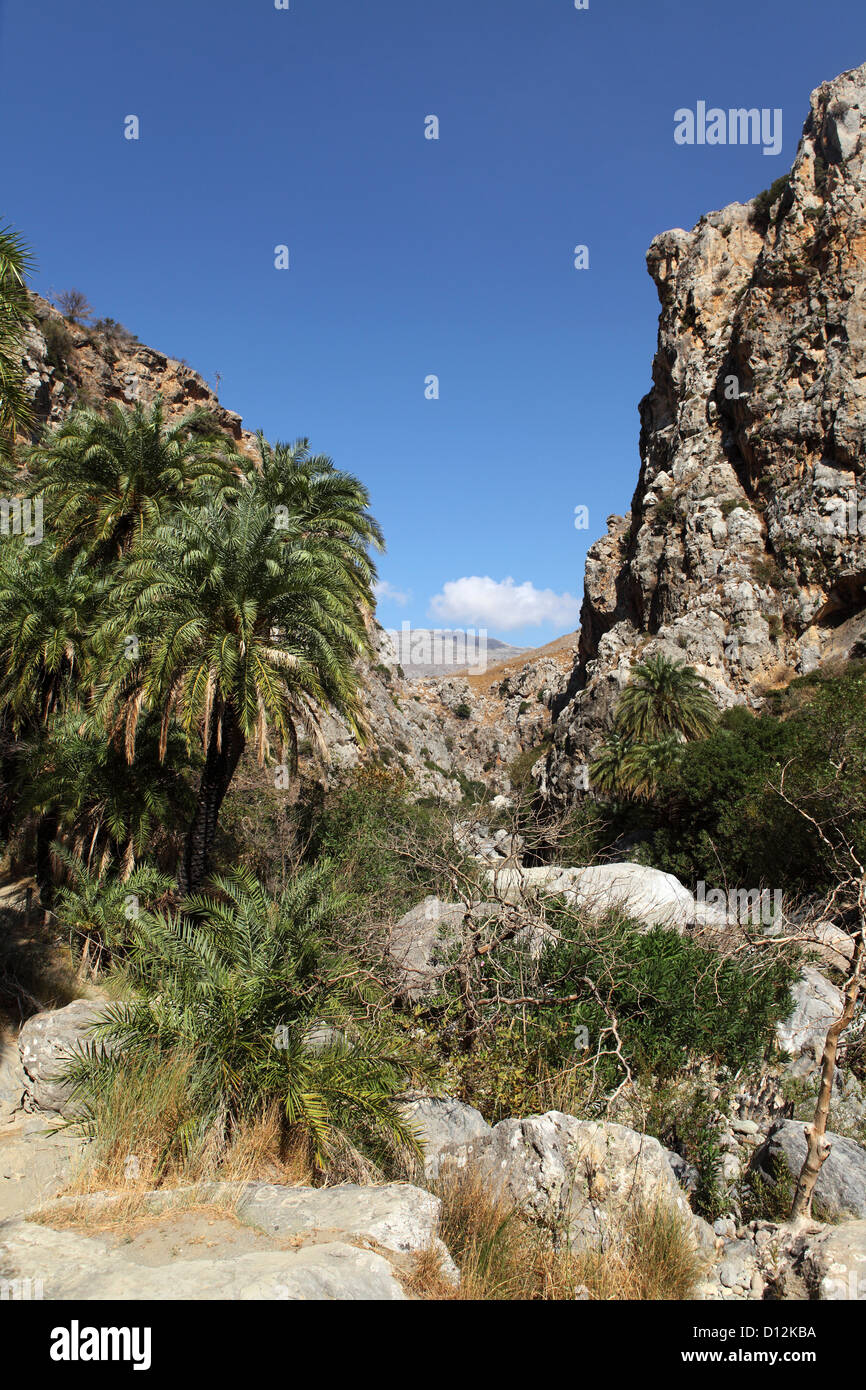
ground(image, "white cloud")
xmin=428 ymin=576 xmax=580 ymax=633
xmin=374 ymin=579 xmax=411 ymax=607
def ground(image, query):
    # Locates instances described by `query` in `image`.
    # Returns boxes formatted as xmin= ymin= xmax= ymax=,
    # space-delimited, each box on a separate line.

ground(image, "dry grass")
xmin=571 ymin=1199 xmax=708 ymax=1300
xmin=66 ymin=1052 xmax=312 ymax=1197
xmin=410 ymin=1164 xmax=706 ymax=1301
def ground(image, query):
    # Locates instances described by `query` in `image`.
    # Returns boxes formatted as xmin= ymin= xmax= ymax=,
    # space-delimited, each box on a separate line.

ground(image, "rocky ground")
xmin=2 ymin=850 xmax=864 ymax=1300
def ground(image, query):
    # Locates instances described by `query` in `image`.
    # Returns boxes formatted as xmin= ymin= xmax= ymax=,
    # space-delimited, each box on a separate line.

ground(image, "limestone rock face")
xmin=319 ymin=627 xmax=578 ymax=803
xmin=775 ymin=966 xmax=845 ymax=1063
xmin=435 ymin=1110 xmax=712 ymax=1251
xmin=543 ymin=62 xmax=866 ymax=804
xmin=21 ymin=295 xmax=253 ymax=452
xmin=793 ymin=1219 xmax=866 ymax=1299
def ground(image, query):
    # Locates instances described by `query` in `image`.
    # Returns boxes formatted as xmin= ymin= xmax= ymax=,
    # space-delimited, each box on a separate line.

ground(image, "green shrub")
xmin=751 ymin=175 xmax=791 ymax=224
xmin=42 ymin=317 xmax=74 ymax=374
xmin=509 ymin=740 xmax=550 ymax=793
xmin=307 ymin=764 xmax=461 ymax=919
xmin=653 ymin=494 xmax=678 ymax=526
xmin=442 ymin=913 xmax=794 ymax=1114
xmin=64 ymin=865 xmax=422 ymax=1174
xmin=642 ymin=667 xmax=866 ymax=894
xmin=454 ymin=702 xmax=472 ymax=720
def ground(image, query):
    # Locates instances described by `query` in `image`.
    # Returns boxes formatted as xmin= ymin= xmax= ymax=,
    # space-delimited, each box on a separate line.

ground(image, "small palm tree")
xmin=98 ymin=487 xmax=376 ymax=892
xmin=0 ymin=222 xmax=36 ymax=463
xmin=617 ymin=733 xmax=685 ymax=800
xmin=65 ymin=865 xmax=421 ymax=1171
xmin=50 ymin=847 xmax=175 ymax=978
xmin=589 ymin=730 xmax=630 ymax=796
xmin=614 ymin=654 xmax=717 ymax=744
xmin=32 ymin=397 xmax=238 ymax=556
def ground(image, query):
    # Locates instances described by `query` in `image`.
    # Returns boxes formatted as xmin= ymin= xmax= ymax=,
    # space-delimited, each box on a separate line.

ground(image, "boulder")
xmin=0 ymin=1043 xmax=27 ymax=1124
xmin=437 ymin=1110 xmax=712 ymax=1250
xmin=775 ymin=967 xmax=844 ymax=1063
xmin=753 ymin=1119 xmax=866 ymax=1219
xmin=18 ymin=999 xmax=112 ymax=1115
xmin=31 ymin=1178 xmax=457 ymax=1281
xmin=232 ymin=1180 xmax=453 ymax=1271
xmin=399 ymin=1094 xmax=492 ymax=1179
xmin=387 ymin=897 xmax=503 ymax=999
xmin=484 ymin=862 xmax=726 ymax=931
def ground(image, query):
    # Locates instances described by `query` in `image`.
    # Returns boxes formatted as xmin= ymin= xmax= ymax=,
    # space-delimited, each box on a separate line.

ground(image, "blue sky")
xmin=1 ymin=1 xmax=863 ymax=645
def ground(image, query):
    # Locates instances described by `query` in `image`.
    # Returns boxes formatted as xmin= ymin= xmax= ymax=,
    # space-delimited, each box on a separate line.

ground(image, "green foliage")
xmin=64 ymin=865 xmax=421 ymax=1171
xmin=591 ymin=655 xmax=716 ymax=799
xmin=439 ymin=913 xmax=794 ymax=1113
xmin=751 ymin=175 xmax=791 ymax=224
xmin=0 ymin=222 xmax=36 ymax=460
xmin=615 ymin=655 xmax=717 ymax=745
xmin=508 ymin=740 xmax=550 ymax=793
xmin=92 ymin=317 xmax=137 ymax=346
xmin=739 ymin=1153 xmax=795 ymax=1225
xmin=454 ymin=702 xmax=472 ymax=720
xmin=31 ymin=397 xmax=237 ymax=557
xmin=50 ymin=848 xmax=175 ymax=974
xmin=667 ymin=1086 xmax=728 ymax=1222
xmin=0 ymin=544 xmax=97 ymax=731
xmin=641 ymin=668 xmax=866 ymax=894
xmin=18 ymin=711 xmax=196 ymax=872
xmin=528 ymin=917 xmax=793 ymax=1087
xmin=653 ymin=494 xmax=678 ymax=527
xmin=308 ymin=764 xmax=462 ymax=921
xmin=41 ymin=316 xmax=75 ymax=376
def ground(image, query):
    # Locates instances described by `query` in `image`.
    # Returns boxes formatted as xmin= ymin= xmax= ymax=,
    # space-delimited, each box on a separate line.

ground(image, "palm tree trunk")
xmin=179 ymin=706 xmax=245 ymax=895
xmin=35 ymin=810 xmax=59 ymax=904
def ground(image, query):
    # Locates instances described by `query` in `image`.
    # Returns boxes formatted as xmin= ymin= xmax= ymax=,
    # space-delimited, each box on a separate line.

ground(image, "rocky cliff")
xmin=541 ymin=61 xmax=866 ymax=805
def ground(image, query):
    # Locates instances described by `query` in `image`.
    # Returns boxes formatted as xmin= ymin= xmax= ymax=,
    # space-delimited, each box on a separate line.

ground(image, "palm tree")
xmin=98 ymin=487 xmax=377 ymax=892
xmin=31 ymin=397 xmax=238 ymax=557
xmin=617 ymin=733 xmax=685 ymax=800
xmin=589 ymin=730 xmax=630 ymax=796
xmin=0 ymin=542 xmax=96 ymax=731
xmin=0 ymin=223 xmax=36 ymax=464
xmin=64 ymin=865 xmax=421 ymax=1170
xmin=614 ymin=654 xmax=717 ymax=744
xmin=19 ymin=711 xmax=194 ymax=880
xmin=246 ymin=434 xmax=384 ymax=603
